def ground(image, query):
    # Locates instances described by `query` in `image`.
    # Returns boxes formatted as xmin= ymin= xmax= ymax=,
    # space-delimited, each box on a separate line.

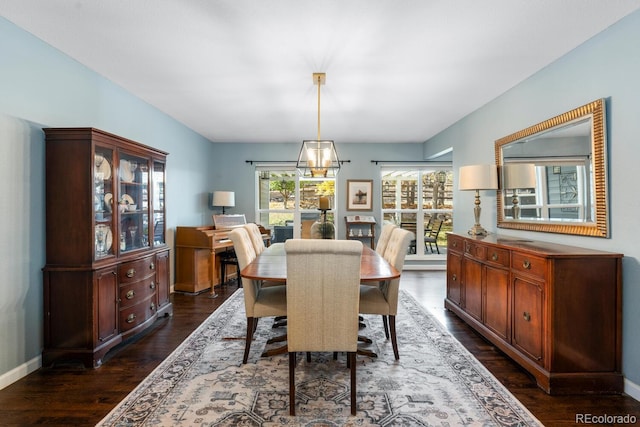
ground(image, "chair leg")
xmin=389 ymin=315 xmax=399 ymax=360
xmin=289 ymin=352 xmax=296 ymax=416
xmin=382 ymin=315 xmax=390 ymax=339
xmin=243 ymin=317 xmax=255 ymax=364
xmin=349 ymin=351 xmax=357 ymax=415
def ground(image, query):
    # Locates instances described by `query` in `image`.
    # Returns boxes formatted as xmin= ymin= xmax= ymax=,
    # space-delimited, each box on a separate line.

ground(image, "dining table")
xmin=240 ymin=241 xmax=400 ymax=358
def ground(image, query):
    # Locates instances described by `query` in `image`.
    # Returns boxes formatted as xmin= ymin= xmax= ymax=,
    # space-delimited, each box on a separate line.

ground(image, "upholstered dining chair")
xmin=359 ymin=227 xmax=413 ymax=360
xmin=243 ymin=223 xmax=266 ymax=255
xmin=375 ymin=223 xmax=398 ymax=256
xmin=229 ymin=227 xmax=287 ymax=364
xmin=285 ymin=239 xmax=363 ymax=416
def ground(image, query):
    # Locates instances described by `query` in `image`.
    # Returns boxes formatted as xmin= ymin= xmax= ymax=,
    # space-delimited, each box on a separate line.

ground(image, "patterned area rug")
xmin=97 ymin=290 xmax=542 ymax=426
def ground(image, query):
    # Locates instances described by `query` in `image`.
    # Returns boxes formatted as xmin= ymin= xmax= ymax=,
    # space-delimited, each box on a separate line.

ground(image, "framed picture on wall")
xmin=346 ymin=179 xmax=373 ymax=211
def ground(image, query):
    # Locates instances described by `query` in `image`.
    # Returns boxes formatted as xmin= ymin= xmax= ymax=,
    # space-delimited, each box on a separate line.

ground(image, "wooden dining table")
xmin=240 ymin=242 xmax=400 ymax=358
xmin=240 ymin=242 xmax=400 ymax=283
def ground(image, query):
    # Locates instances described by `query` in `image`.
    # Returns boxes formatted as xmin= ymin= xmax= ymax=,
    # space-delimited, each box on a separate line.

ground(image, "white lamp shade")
xmin=458 ymin=164 xmax=498 ymax=191
xmin=502 ymin=163 xmax=536 ymax=189
xmin=212 ymin=191 xmax=235 ymax=207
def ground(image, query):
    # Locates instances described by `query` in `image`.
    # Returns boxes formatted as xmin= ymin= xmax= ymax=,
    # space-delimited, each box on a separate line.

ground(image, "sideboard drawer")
xmin=486 ymin=247 xmax=510 ymax=268
xmin=118 ymin=277 xmax=156 ymax=310
xmin=119 ymin=296 xmax=157 ymax=332
xmin=511 ymin=252 xmax=546 ymax=280
xmin=119 ymin=256 xmax=156 ymax=284
xmin=464 ymin=241 xmax=487 ymax=261
xmin=447 ymin=234 xmax=464 ymax=252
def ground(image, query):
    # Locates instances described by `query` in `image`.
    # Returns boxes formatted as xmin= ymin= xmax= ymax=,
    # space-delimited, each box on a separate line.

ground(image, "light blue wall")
xmin=424 ymin=10 xmax=640 ymax=391
xmin=0 ymin=17 xmax=216 ymax=382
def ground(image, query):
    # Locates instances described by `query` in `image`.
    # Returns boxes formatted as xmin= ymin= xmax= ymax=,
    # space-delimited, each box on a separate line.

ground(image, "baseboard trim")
xmin=625 ymin=378 xmax=640 ymax=402
xmin=0 ymin=355 xmax=41 ymax=390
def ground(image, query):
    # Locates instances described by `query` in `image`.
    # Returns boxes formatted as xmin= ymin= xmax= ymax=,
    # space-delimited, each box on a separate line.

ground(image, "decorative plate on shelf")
xmin=95 ymin=224 xmax=113 ymax=254
xmin=95 ymin=155 xmax=111 ymax=180
xmin=120 ymin=159 xmax=134 ymax=182
xmin=104 ymin=193 xmax=113 ymax=212
xmin=121 ymin=194 xmax=134 ymax=206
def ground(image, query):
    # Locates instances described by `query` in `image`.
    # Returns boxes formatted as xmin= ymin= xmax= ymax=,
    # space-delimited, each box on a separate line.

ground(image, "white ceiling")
xmin=2 ymin=1 xmax=640 ymax=144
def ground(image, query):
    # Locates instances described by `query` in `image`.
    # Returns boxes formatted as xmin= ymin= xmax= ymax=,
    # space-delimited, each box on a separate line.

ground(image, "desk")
xmin=240 ymin=242 xmax=400 ymax=358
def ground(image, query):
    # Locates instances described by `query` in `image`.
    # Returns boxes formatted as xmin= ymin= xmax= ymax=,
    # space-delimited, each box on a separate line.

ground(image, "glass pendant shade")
xmin=296 ymin=140 xmax=340 ymax=178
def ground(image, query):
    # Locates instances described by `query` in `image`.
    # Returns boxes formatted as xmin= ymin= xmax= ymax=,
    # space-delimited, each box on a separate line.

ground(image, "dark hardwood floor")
xmin=1 ymin=271 xmax=639 ymax=426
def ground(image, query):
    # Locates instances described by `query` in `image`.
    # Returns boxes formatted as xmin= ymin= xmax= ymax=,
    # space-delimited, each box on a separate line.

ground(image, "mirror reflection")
xmin=495 ymin=99 xmax=609 ymax=237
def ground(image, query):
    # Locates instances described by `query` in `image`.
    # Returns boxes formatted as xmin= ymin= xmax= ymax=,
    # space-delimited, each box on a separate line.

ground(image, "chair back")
xmin=228 ymin=227 xmax=260 ymax=317
xmin=285 ymin=239 xmax=363 ymax=352
xmin=376 ymin=223 xmax=397 ymax=255
xmin=243 ymin=223 xmax=266 ymax=255
xmin=426 ymin=219 xmax=443 ymax=239
xmin=381 ymin=228 xmax=413 ymax=315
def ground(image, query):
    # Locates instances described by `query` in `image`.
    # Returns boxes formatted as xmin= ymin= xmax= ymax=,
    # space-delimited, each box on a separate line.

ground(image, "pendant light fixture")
xmin=296 ymin=73 xmax=340 ymax=178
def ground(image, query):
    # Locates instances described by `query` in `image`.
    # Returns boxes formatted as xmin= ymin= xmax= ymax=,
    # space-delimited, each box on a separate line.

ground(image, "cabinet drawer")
xmin=485 ymin=247 xmax=510 ymax=268
xmin=446 ymin=234 xmax=464 ymax=252
xmin=119 ymin=256 xmax=156 ymax=283
xmin=119 ymin=277 xmax=156 ymax=310
xmin=464 ymin=241 xmax=487 ymax=260
xmin=119 ymin=296 xmax=156 ymax=332
xmin=511 ymin=252 xmax=546 ymax=280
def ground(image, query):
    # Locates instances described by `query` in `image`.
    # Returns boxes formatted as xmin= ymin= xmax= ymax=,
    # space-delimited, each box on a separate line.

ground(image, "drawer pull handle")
xmin=452 ymin=241 xmax=457 ymax=247
xmin=126 ymin=313 xmax=136 ymax=324
xmin=491 ymin=253 xmax=498 ymax=261
xmin=523 ymin=312 xmax=531 ymax=322
xmin=150 ymin=302 xmax=156 ymax=311
xmin=126 ymin=290 xmax=135 ymax=300
xmin=452 ymin=274 xmax=457 ymax=282
xmin=150 ymin=262 xmax=155 ymax=270
xmin=126 ymin=268 xmax=136 ymax=278
xmin=150 ymin=281 xmax=156 ymax=289
xmin=522 ymin=260 xmax=531 ymax=269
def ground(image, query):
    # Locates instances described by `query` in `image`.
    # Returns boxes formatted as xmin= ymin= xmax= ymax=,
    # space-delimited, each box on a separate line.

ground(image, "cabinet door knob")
xmin=126 ymin=290 xmax=135 ymax=300
xmin=126 ymin=313 xmax=136 ymax=324
xmin=126 ymin=268 xmax=136 ymax=278
xmin=523 ymin=311 xmax=531 ymax=322
xmin=522 ymin=260 xmax=531 ymax=269
xmin=452 ymin=274 xmax=457 ymax=282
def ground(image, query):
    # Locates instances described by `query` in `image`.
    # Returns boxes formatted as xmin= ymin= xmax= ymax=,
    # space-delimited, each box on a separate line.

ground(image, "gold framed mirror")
xmin=495 ymin=98 xmax=609 ymax=237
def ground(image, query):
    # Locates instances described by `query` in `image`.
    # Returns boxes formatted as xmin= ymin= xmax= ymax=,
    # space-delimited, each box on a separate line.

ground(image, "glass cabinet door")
xmin=152 ymin=160 xmax=166 ymax=245
xmin=118 ymin=152 xmax=150 ymax=253
xmin=94 ymin=147 xmax=115 ymax=259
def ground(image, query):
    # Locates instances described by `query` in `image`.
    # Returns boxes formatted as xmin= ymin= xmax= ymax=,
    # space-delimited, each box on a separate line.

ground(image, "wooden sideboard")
xmin=445 ymin=232 xmax=623 ymax=395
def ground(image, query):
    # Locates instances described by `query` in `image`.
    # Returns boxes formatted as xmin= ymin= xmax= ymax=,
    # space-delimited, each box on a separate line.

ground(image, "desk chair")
xmin=359 ymin=227 xmax=412 ymax=360
xmin=229 ymin=228 xmax=287 ymax=364
xmin=285 ymin=239 xmax=362 ymax=416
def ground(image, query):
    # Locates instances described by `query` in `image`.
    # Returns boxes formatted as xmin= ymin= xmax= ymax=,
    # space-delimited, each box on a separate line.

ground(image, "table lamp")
xmin=212 ymin=191 xmax=235 ymax=214
xmin=502 ymin=163 xmax=536 ymax=219
xmin=458 ymin=164 xmax=498 ymax=236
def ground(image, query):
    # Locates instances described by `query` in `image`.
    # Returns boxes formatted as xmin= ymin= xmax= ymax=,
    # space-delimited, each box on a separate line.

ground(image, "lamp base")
xmin=467 ymin=225 xmax=489 ymax=236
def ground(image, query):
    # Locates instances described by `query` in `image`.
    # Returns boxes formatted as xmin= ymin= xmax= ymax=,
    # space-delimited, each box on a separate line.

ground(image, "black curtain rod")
xmin=245 ymin=160 xmax=351 ymax=165
xmin=370 ymin=160 xmax=444 ymax=165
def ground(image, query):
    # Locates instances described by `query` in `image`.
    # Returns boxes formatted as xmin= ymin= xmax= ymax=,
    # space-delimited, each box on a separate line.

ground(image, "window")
xmin=381 ymin=167 xmax=453 ymax=257
xmin=255 ymin=168 xmax=336 ymax=243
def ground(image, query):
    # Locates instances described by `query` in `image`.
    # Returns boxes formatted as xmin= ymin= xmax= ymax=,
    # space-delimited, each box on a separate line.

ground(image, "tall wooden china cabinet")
xmin=43 ymin=128 xmax=172 ymax=368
